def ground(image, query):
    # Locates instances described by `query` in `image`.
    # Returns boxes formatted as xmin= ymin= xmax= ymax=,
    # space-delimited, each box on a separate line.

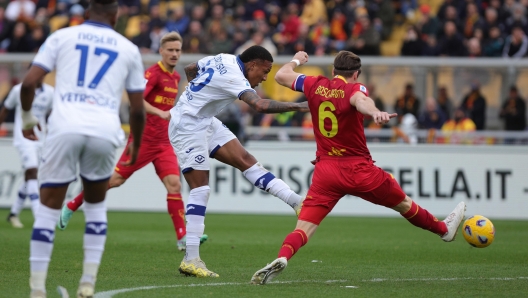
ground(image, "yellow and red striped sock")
xmin=278 ymin=229 xmax=308 ymax=260
xmin=167 ymin=193 xmax=186 ymax=240
xmin=401 ymin=201 xmax=447 ymax=235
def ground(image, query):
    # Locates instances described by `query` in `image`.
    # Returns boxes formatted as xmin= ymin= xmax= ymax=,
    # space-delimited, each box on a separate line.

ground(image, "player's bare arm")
xmin=275 ymin=51 xmax=309 ymax=88
xmin=144 ymin=99 xmax=170 ymax=120
xmin=126 ymin=92 xmax=146 ymax=165
xmin=20 ymin=65 xmax=47 ymax=140
xmin=240 ymin=91 xmax=309 ymax=113
xmin=184 ymin=62 xmax=199 ymax=82
xmin=350 ymin=92 xmax=397 ymax=125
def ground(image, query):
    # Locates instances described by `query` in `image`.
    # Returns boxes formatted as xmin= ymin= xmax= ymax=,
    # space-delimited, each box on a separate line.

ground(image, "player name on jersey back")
xmin=32 ymin=21 xmax=145 ymax=146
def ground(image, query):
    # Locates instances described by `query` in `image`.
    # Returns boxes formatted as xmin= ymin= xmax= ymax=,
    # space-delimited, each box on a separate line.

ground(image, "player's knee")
xmin=25 ymin=168 xmax=38 ymax=180
xmin=392 ymin=196 xmax=413 ymax=214
xmin=108 ymin=174 xmax=126 ymax=188
xmin=165 ymin=177 xmax=182 ymax=193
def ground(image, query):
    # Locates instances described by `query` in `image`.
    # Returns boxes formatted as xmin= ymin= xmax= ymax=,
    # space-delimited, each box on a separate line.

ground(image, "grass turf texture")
xmin=1 ymin=211 xmax=527 ymax=297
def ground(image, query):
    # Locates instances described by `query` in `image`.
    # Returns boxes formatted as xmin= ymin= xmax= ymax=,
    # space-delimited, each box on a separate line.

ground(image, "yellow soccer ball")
xmin=462 ymin=215 xmax=495 ymax=248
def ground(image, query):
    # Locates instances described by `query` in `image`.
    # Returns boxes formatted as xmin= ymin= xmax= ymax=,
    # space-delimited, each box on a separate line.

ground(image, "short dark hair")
xmin=239 ymin=45 xmax=273 ymax=63
xmin=333 ymin=51 xmax=361 ymax=78
xmin=90 ymin=0 xmax=118 ymax=16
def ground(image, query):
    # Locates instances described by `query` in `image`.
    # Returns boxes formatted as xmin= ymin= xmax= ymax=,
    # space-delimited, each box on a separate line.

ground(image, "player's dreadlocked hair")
xmin=240 ymin=45 xmax=273 ymax=63
xmin=333 ymin=51 xmax=361 ymax=79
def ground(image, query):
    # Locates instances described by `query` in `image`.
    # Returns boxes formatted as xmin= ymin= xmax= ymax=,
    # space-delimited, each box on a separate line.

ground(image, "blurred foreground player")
xmin=59 ymin=32 xmax=207 ymax=251
xmin=251 ymin=51 xmax=466 ymax=285
xmin=22 ymin=0 xmax=146 ymax=296
xmin=0 ymin=77 xmax=53 ymax=228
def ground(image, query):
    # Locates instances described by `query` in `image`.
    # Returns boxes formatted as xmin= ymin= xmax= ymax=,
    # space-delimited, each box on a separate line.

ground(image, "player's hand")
xmin=372 ymin=112 xmax=397 ymax=125
xmin=292 ymin=51 xmax=309 ymax=66
xmin=21 ymin=110 xmax=40 ymax=140
xmin=121 ymin=143 xmax=140 ymax=166
xmin=158 ymin=110 xmax=171 ymax=121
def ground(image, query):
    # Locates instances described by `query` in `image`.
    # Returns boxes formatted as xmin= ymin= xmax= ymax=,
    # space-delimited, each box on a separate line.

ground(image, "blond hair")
xmin=160 ymin=31 xmax=183 ymax=47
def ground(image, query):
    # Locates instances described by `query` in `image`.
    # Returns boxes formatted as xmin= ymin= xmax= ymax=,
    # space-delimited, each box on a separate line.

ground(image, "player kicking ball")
xmin=251 ymin=51 xmax=466 ymax=285
xmin=58 ymin=32 xmax=206 ymax=251
xmin=0 ymin=77 xmax=53 ymax=228
xmin=169 ymin=46 xmax=309 ymax=277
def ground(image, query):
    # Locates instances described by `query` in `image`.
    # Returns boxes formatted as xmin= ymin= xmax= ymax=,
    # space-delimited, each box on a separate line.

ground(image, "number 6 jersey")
xmin=31 ymin=21 xmax=145 ymax=146
xmin=291 ymin=74 xmax=371 ymax=159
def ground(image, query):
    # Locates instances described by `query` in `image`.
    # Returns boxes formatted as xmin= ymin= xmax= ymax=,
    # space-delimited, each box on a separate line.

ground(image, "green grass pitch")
xmin=1 ymin=210 xmax=527 ymax=297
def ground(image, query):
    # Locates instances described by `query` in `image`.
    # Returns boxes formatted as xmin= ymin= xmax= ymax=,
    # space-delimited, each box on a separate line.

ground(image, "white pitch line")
xmin=94 ymin=280 xmax=349 ymax=298
xmin=363 ymin=277 xmax=528 ymax=282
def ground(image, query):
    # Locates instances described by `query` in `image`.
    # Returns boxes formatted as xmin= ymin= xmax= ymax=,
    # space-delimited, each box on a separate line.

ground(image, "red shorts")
xmin=114 ymin=137 xmax=179 ymax=180
xmin=299 ymin=156 xmax=406 ymax=225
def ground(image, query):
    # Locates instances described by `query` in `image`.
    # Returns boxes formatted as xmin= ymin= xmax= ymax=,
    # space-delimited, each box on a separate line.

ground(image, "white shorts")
xmin=39 ymin=134 xmax=117 ymax=186
xmin=15 ymin=142 xmax=41 ymax=170
xmin=169 ymin=117 xmax=236 ymax=173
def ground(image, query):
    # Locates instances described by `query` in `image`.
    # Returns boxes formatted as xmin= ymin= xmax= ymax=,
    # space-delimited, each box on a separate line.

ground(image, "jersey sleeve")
xmin=125 ymin=47 xmax=146 ymax=93
xmin=352 ymin=83 xmax=369 ymax=97
xmin=222 ymin=73 xmax=255 ymax=99
xmin=291 ymin=75 xmax=318 ymax=94
xmin=3 ymin=85 xmax=20 ymax=110
xmin=32 ymin=32 xmax=60 ymax=73
xmin=143 ymin=68 xmax=158 ymax=100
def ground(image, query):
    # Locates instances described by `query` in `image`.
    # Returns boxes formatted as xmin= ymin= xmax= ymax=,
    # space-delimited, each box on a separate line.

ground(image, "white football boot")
xmin=251 ymin=257 xmax=288 ymax=285
xmin=441 ymin=202 xmax=466 ymax=242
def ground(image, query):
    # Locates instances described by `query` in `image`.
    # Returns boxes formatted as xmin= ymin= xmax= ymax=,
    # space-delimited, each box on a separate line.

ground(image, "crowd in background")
xmin=0 ymin=0 xmax=527 ymax=57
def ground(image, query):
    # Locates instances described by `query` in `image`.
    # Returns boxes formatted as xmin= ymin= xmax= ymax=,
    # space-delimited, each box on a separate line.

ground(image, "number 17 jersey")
xmin=292 ymin=75 xmax=371 ymax=159
xmin=32 ymin=21 xmax=145 ymax=146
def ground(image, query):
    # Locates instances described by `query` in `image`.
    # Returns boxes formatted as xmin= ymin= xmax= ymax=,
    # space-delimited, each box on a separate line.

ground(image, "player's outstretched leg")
xmin=398 ymin=197 xmax=466 ymax=242
xmin=178 ymin=186 xmax=218 ymax=277
xmin=58 ymin=192 xmax=84 ymax=230
xmin=7 ymin=183 xmax=27 ymax=228
xmin=242 ymin=162 xmax=304 ymax=216
xmin=252 ymin=228 xmax=309 ymax=284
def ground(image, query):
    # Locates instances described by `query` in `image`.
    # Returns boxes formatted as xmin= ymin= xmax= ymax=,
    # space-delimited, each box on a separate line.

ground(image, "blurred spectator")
xmin=7 ymin=21 xmax=33 ymax=52
xmin=502 ymin=26 xmax=528 ymax=58
xmin=328 ymin=9 xmax=347 ymax=52
xmin=499 ymin=86 xmax=526 ymax=131
xmin=216 ymin=102 xmax=244 ymax=140
xmin=439 ymin=21 xmax=467 ymax=56
xmin=132 ymin=20 xmax=152 ymax=54
xmin=481 ymin=7 xmax=504 ymax=39
xmin=437 ymin=0 xmax=456 ymax=22
xmin=368 ymin=0 xmax=394 ymax=40
xmin=463 ymin=3 xmax=483 ymax=39
xmin=461 ymin=83 xmax=487 ymax=130
xmin=166 ymin=6 xmax=190 ymax=35
xmin=308 ymin=18 xmax=330 ymax=55
xmin=0 ymin=7 xmax=13 ymax=49
xmin=289 ymin=23 xmax=316 ymax=55
xmin=421 ymin=34 xmax=440 ymax=56
xmin=115 ymin=6 xmax=129 ymax=36
xmin=150 ymin=19 xmax=168 ymax=53
xmin=275 ymin=3 xmax=301 ymax=47
xmin=346 ymin=15 xmax=381 ymax=56
xmin=209 ymin=29 xmax=232 ymax=55
xmin=441 ymin=108 xmax=476 ymax=131
xmin=148 ymin=5 xmax=163 ymax=31
xmin=205 ymin=4 xmax=232 ymax=41
xmin=439 ymin=6 xmax=462 ymax=38
xmin=394 ymin=83 xmax=420 ymax=120
xmin=417 ymin=4 xmax=439 ymax=37
xmin=504 ymin=3 xmax=528 ymax=35
xmin=419 ymin=97 xmax=447 ymax=129
xmin=235 ymin=30 xmax=277 ymax=56
xmin=437 ymin=86 xmax=454 ymax=120
xmin=118 ymin=0 xmax=139 ymax=16
xmin=182 ymin=21 xmax=208 ymax=54
xmin=400 ymin=26 xmax=423 ymax=56
xmin=300 ymin=0 xmax=327 ymax=27
xmin=30 ymin=25 xmax=46 ymax=51
xmin=190 ymin=4 xmax=206 ymax=25
xmin=5 ymin=0 xmax=35 ymax=22
xmin=483 ymin=26 xmax=505 ymax=56
xmin=467 ymin=37 xmax=482 ymax=57
xmin=397 ymin=113 xmax=419 ymax=145
xmin=489 ymin=0 xmax=510 ymax=24
xmin=243 ymin=0 xmax=265 ymax=22
xmin=67 ymin=4 xmax=84 ymax=27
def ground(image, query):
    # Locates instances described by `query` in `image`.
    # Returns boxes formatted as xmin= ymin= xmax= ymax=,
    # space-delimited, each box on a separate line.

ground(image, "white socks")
xmin=184 ymin=186 xmax=209 ymax=261
xmin=10 ymin=182 xmax=27 ymax=215
xmin=81 ymin=201 xmax=107 ymax=285
xmin=27 ymin=179 xmax=40 ymax=217
xmin=242 ymin=163 xmax=302 ymax=208
xmin=30 ymin=203 xmax=60 ymax=293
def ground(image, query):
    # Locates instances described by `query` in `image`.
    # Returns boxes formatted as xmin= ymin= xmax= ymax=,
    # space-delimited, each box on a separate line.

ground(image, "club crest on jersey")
xmin=195 ymin=155 xmax=205 ymax=163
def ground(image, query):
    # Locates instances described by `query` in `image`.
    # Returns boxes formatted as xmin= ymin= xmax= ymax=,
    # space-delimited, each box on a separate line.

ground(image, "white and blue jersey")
xmin=31 ymin=20 xmax=145 ymax=146
xmin=3 ymin=83 xmax=54 ymax=147
xmin=170 ymin=54 xmax=255 ymax=131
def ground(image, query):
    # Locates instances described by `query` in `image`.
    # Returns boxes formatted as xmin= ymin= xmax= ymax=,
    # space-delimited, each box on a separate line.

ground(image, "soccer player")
xmin=0 ymin=78 xmax=53 ymax=228
xmin=58 ymin=31 xmax=202 ymax=251
xmin=22 ymin=0 xmax=146 ymax=297
xmin=250 ymin=51 xmax=466 ymax=285
xmin=170 ymin=45 xmax=309 ymax=277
